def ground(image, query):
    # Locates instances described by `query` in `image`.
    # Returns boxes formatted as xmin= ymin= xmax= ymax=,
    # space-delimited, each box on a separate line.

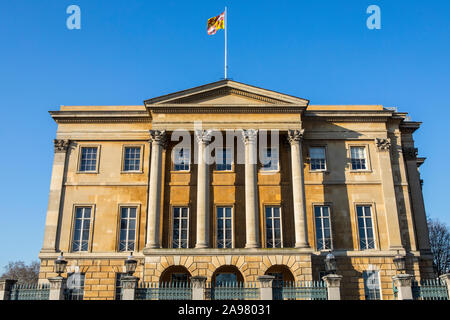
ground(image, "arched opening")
xmin=212 ymin=265 xmax=244 ymax=286
xmin=160 ymin=265 xmax=191 ymax=283
xmin=265 ymin=265 xmax=294 ymax=287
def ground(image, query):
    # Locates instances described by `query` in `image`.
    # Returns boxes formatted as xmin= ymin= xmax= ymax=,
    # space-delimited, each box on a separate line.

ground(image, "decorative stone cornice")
xmin=195 ymin=130 xmax=213 ymax=144
xmin=287 ymin=129 xmax=305 ymax=145
xmin=375 ymin=138 xmax=391 ymax=151
xmin=49 ymin=111 xmax=151 ymax=124
xmin=149 ymin=130 xmax=167 ymax=147
xmin=402 ymin=147 xmax=418 ymax=161
xmin=54 ymin=139 xmax=70 ymax=153
xmin=147 ymin=104 xmax=306 ymax=114
xmin=241 ymin=129 xmax=258 ymax=144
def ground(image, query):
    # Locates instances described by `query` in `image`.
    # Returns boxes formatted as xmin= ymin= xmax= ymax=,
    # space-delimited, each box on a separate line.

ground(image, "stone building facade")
xmin=38 ymin=80 xmax=434 ymax=300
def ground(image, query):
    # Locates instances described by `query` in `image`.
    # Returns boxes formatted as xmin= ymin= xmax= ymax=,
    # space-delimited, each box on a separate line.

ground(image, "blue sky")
xmin=0 ymin=0 xmax=449 ymax=269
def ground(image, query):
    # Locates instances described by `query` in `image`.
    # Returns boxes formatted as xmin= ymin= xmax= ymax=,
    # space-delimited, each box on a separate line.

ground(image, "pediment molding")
xmin=144 ymin=80 xmax=309 ymax=106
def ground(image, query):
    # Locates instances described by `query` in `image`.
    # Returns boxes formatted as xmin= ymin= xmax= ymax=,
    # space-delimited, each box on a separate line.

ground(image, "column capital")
xmin=392 ymin=273 xmax=413 ymax=287
xmin=48 ymin=276 xmax=67 ymax=289
xmin=195 ymin=130 xmax=213 ymax=144
xmin=121 ymin=275 xmax=139 ymax=289
xmin=241 ymin=129 xmax=258 ymax=144
xmin=53 ymin=139 xmax=70 ymax=153
xmin=287 ymin=129 xmax=305 ymax=145
xmin=149 ymin=130 xmax=167 ymax=147
xmin=191 ymin=276 xmax=207 ymax=289
xmin=402 ymin=147 xmax=418 ymax=160
xmin=375 ymin=138 xmax=391 ymax=151
xmin=257 ymin=275 xmax=275 ymax=288
xmin=322 ymin=274 xmax=343 ymax=288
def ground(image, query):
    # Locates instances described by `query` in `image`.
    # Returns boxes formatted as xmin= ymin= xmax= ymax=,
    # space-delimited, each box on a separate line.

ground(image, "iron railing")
xmin=135 ymin=282 xmax=192 ymax=300
xmin=206 ymin=281 xmax=260 ymax=300
xmin=273 ymin=281 xmax=327 ymax=300
xmin=412 ymin=279 xmax=448 ymax=300
xmin=10 ymin=283 xmax=50 ymax=300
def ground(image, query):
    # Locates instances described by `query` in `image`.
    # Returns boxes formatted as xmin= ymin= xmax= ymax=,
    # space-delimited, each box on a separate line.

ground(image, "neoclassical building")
xmin=38 ymin=80 xmax=434 ymax=300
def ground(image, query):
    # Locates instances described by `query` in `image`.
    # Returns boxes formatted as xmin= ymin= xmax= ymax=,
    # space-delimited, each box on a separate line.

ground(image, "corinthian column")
xmin=288 ymin=129 xmax=310 ymax=248
xmin=242 ymin=129 xmax=260 ymax=248
xmin=41 ymin=139 xmax=70 ymax=253
xmin=195 ymin=130 xmax=213 ymax=248
xmin=146 ymin=130 xmax=166 ymax=249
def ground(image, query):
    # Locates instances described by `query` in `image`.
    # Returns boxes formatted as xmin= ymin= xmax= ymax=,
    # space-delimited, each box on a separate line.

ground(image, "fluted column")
xmin=41 ymin=139 xmax=70 ymax=253
xmin=146 ymin=130 xmax=166 ymax=249
xmin=195 ymin=130 xmax=213 ymax=248
xmin=242 ymin=129 xmax=260 ymax=248
xmin=288 ymin=129 xmax=310 ymax=248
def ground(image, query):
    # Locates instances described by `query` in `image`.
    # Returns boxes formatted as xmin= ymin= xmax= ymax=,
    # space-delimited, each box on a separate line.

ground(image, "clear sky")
xmin=0 ymin=0 xmax=449 ymax=269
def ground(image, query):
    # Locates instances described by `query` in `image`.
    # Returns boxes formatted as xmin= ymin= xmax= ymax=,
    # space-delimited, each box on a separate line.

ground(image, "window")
xmin=216 ymin=148 xmax=232 ymax=171
xmin=350 ymin=146 xmax=367 ymax=170
xmin=216 ymin=207 xmax=233 ymax=248
xmin=123 ymin=146 xmax=141 ymax=172
xmin=172 ymin=207 xmax=189 ymax=248
xmin=310 ymin=147 xmax=326 ymax=171
xmin=173 ymin=148 xmax=190 ymax=171
xmin=265 ymin=206 xmax=282 ymax=248
xmin=115 ymin=273 xmax=126 ymax=300
xmin=118 ymin=207 xmax=137 ymax=252
xmin=171 ymin=273 xmax=189 ymax=283
xmin=363 ymin=270 xmax=381 ymax=300
xmin=72 ymin=207 xmax=92 ymax=252
xmin=66 ymin=273 xmax=85 ymax=300
xmin=261 ymin=147 xmax=279 ymax=171
xmin=357 ymin=205 xmax=375 ymax=250
xmin=314 ymin=206 xmax=332 ymax=250
xmin=215 ymin=273 xmax=237 ymax=285
xmin=79 ymin=147 xmax=98 ymax=172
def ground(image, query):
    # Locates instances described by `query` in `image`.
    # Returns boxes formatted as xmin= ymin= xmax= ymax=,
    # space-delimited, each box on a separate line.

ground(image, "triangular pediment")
xmin=144 ymin=80 xmax=309 ymax=106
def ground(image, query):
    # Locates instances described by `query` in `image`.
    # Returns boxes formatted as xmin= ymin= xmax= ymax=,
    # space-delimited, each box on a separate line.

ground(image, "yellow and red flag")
xmin=207 ymin=11 xmax=225 ymax=35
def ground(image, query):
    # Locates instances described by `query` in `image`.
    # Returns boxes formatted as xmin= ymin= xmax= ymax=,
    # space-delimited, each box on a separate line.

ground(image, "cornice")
xmin=147 ymin=104 xmax=307 ymax=114
xmin=49 ymin=111 xmax=151 ymax=123
xmin=303 ymin=110 xmax=393 ymax=122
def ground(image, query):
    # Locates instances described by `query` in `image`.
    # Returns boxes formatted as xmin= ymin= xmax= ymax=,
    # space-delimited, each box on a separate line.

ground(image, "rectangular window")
xmin=65 ymin=273 xmax=85 ymax=300
xmin=314 ymin=206 xmax=332 ymax=250
xmin=357 ymin=205 xmax=375 ymax=250
xmin=79 ymin=147 xmax=98 ymax=172
xmin=310 ymin=147 xmax=326 ymax=171
xmin=72 ymin=207 xmax=92 ymax=252
xmin=123 ymin=147 xmax=141 ymax=172
xmin=262 ymin=148 xmax=279 ymax=171
xmin=350 ymin=146 xmax=367 ymax=170
xmin=216 ymin=148 xmax=232 ymax=171
xmin=363 ymin=270 xmax=381 ymax=300
xmin=172 ymin=207 xmax=189 ymax=248
xmin=118 ymin=207 xmax=137 ymax=252
xmin=173 ymin=148 xmax=190 ymax=171
xmin=216 ymin=207 xmax=233 ymax=248
xmin=115 ymin=273 xmax=125 ymax=300
xmin=265 ymin=206 xmax=282 ymax=248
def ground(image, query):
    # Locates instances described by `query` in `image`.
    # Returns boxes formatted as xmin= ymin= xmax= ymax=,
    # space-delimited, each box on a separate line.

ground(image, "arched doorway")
xmin=160 ymin=266 xmax=191 ymax=283
xmin=265 ymin=265 xmax=295 ymax=286
xmin=212 ymin=265 xmax=244 ymax=286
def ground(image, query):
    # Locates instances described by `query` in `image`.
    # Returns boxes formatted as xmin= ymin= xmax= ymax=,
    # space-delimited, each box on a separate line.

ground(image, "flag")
xmin=207 ymin=11 xmax=225 ymax=35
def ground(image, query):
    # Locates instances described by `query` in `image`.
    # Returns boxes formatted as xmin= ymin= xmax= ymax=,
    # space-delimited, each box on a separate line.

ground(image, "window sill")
xmin=170 ymin=170 xmax=191 ymax=174
xmin=120 ymin=170 xmax=143 ymax=174
xmin=76 ymin=171 xmax=99 ymax=174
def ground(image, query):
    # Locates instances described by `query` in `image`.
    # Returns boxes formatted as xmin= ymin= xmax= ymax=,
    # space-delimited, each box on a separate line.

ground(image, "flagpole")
xmin=225 ymin=6 xmax=227 ymax=79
